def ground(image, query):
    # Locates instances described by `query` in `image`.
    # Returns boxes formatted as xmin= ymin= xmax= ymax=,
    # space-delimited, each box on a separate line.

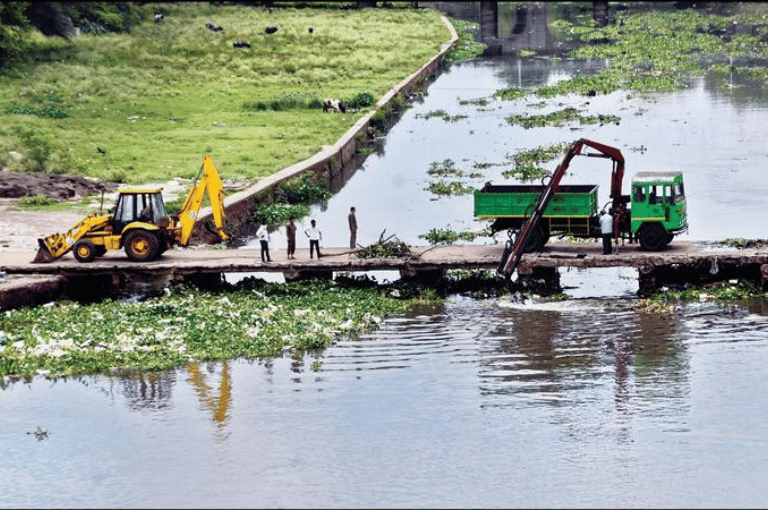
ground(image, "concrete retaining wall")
xmin=0 ymin=274 xmax=66 ymax=311
xmin=192 ymin=15 xmax=459 ymax=243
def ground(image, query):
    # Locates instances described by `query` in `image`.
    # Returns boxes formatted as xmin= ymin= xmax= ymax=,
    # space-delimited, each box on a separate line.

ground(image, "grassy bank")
xmin=0 ymin=3 xmax=450 ymax=184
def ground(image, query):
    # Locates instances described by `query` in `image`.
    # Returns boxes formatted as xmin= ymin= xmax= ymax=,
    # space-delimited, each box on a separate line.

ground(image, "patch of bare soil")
xmin=0 ymin=205 xmax=89 ymax=252
xmin=0 ymin=171 xmax=119 ymax=252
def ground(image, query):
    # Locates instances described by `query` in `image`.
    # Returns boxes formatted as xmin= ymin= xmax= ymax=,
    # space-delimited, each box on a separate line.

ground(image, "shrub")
xmin=17 ymin=128 xmax=56 ymax=172
xmin=273 ymin=173 xmax=331 ymax=204
xmin=369 ymin=108 xmax=388 ymax=131
xmin=17 ymin=194 xmax=55 ymax=206
xmin=252 ymin=203 xmax=309 ymax=228
xmin=346 ymin=92 xmax=374 ymax=109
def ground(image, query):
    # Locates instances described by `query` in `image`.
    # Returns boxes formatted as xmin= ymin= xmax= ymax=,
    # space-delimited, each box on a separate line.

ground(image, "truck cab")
xmin=629 ymin=171 xmax=688 ymax=250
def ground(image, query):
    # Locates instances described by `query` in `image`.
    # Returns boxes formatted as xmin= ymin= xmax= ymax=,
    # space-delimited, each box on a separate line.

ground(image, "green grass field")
xmin=0 ymin=3 xmax=450 ymax=185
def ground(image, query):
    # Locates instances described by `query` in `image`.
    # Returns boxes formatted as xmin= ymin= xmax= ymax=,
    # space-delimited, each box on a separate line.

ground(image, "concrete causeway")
xmin=3 ymin=240 xmax=768 ymax=309
xmin=2 ymin=240 xmax=766 ymax=277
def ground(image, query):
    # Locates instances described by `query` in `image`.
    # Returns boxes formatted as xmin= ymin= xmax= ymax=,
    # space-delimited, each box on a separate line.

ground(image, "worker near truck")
xmin=599 ymin=210 xmax=613 ymax=255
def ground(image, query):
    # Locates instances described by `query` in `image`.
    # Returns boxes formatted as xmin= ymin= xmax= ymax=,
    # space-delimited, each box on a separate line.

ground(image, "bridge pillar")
xmin=760 ymin=264 xmax=768 ymax=291
xmin=593 ymin=1 xmax=609 ymax=27
xmin=65 ymin=273 xmax=120 ymax=302
xmin=479 ymin=1 xmax=499 ymax=53
xmin=398 ymin=267 xmax=444 ymax=282
xmin=184 ymin=272 xmax=225 ymax=291
xmin=283 ymin=268 xmax=333 ymax=282
xmin=518 ymin=267 xmax=561 ymax=294
xmin=638 ymin=261 xmax=659 ymax=296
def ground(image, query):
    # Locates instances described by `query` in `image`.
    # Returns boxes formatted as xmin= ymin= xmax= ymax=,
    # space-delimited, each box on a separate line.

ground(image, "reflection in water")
xmin=119 ymin=371 xmax=175 ymax=411
xmin=187 ymin=362 xmax=232 ymax=428
xmin=478 ymin=300 xmax=689 ymax=411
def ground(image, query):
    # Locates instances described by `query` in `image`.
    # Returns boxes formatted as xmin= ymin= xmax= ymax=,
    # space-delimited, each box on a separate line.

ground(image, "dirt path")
xmin=0 ymin=201 xmax=88 ymax=253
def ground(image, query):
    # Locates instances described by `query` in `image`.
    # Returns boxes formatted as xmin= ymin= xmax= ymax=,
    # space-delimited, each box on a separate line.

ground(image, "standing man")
xmin=286 ymin=215 xmax=297 ymax=259
xmin=599 ymin=210 xmax=613 ymax=255
xmin=305 ymin=219 xmax=322 ymax=259
xmin=256 ymin=223 xmax=272 ymax=262
xmin=348 ymin=206 xmax=358 ymax=249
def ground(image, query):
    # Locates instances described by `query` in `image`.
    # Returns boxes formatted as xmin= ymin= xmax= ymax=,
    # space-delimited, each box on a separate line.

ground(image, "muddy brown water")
xmin=4 ymin=54 xmax=768 ymax=508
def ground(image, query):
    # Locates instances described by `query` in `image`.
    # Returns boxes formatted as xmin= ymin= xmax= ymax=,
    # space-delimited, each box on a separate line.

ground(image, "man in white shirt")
xmin=305 ymin=219 xmax=322 ymax=259
xmin=599 ymin=210 xmax=613 ymax=255
xmin=256 ymin=223 xmax=271 ymax=262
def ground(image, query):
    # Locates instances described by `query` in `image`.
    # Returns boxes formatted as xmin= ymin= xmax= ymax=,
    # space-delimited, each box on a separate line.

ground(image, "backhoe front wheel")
xmin=124 ymin=230 xmax=160 ymax=261
xmin=73 ymin=240 xmax=97 ymax=263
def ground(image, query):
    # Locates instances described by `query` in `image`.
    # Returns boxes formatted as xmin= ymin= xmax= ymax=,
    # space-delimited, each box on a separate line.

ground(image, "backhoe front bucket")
xmin=32 ymin=239 xmax=56 ymax=263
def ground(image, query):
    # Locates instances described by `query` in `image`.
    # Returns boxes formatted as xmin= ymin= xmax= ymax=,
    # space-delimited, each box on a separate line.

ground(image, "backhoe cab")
xmin=33 ymin=155 xmax=230 ymax=263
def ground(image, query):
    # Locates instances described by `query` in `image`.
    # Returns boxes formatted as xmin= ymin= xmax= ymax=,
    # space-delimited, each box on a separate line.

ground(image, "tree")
xmin=0 ymin=2 xmax=31 ymax=64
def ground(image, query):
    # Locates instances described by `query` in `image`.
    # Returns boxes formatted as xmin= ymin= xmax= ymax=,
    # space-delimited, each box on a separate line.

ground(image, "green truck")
xmin=474 ymin=141 xmax=688 ymax=252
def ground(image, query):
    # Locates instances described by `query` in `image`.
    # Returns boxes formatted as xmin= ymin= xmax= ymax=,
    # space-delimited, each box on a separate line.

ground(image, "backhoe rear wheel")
xmin=124 ymin=230 xmax=160 ymax=261
xmin=73 ymin=240 xmax=97 ymax=263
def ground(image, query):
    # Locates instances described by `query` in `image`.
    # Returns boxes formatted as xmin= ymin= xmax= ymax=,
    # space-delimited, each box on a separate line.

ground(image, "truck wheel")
xmin=124 ymin=230 xmax=160 ymax=261
xmin=522 ymin=226 xmax=545 ymax=253
xmin=639 ymin=224 xmax=667 ymax=251
xmin=73 ymin=240 xmax=97 ymax=263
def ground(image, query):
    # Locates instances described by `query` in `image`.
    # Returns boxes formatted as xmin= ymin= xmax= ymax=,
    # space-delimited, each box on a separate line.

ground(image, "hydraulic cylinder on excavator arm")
xmin=172 ymin=155 xmax=230 ymax=247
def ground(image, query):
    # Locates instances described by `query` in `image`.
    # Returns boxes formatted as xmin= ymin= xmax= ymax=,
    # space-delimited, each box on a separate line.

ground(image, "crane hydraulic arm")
xmin=172 ymin=155 xmax=229 ymax=247
xmin=496 ymin=138 xmax=626 ymax=281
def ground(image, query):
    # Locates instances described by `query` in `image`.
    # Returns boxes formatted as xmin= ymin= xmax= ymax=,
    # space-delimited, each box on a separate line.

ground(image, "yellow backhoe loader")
xmin=32 ymin=155 xmax=230 ymax=263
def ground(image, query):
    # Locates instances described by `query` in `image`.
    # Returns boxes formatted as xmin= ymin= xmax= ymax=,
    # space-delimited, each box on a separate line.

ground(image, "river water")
xmin=4 ymin=45 xmax=768 ymax=510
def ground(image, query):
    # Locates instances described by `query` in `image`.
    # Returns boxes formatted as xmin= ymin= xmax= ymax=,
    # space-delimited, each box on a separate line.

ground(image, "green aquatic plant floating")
xmin=417 ymin=110 xmax=468 ymax=122
xmin=0 ymin=279 xmax=440 ymax=380
xmin=419 ymin=227 xmax=489 ymax=245
xmin=495 ymin=87 xmax=530 ymax=101
xmin=715 ymin=238 xmax=768 ymax=249
xmin=426 ymin=180 xmax=475 ymax=197
xmin=500 ymin=142 xmax=569 ymax=181
xmin=446 ymin=19 xmax=486 ymax=63
xmin=512 ymin=142 xmax=569 ymax=166
xmin=519 ymin=7 xmax=768 ymax=100
xmin=506 ymin=108 xmax=620 ymax=129
xmin=427 ymin=158 xmax=464 ymax=177
xmin=635 ymin=280 xmax=768 ymax=312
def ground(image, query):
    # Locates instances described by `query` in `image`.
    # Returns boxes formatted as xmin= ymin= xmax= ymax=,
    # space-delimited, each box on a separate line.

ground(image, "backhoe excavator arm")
xmin=173 ymin=155 xmax=229 ymax=247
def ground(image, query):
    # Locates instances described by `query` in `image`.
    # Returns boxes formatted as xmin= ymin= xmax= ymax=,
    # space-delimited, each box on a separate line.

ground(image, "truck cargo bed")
xmin=474 ymin=183 xmax=599 ymax=218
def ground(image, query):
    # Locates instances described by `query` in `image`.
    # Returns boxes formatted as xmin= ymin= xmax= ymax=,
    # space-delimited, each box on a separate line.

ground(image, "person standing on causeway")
xmin=348 ymin=206 xmax=358 ymax=249
xmin=305 ymin=219 xmax=322 ymax=259
xmin=286 ymin=216 xmax=297 ymax=259
xmin=256 ymin=223 xmax=271 ymax=262
xmin=599 ymin=210 xmax=613 ymax=255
